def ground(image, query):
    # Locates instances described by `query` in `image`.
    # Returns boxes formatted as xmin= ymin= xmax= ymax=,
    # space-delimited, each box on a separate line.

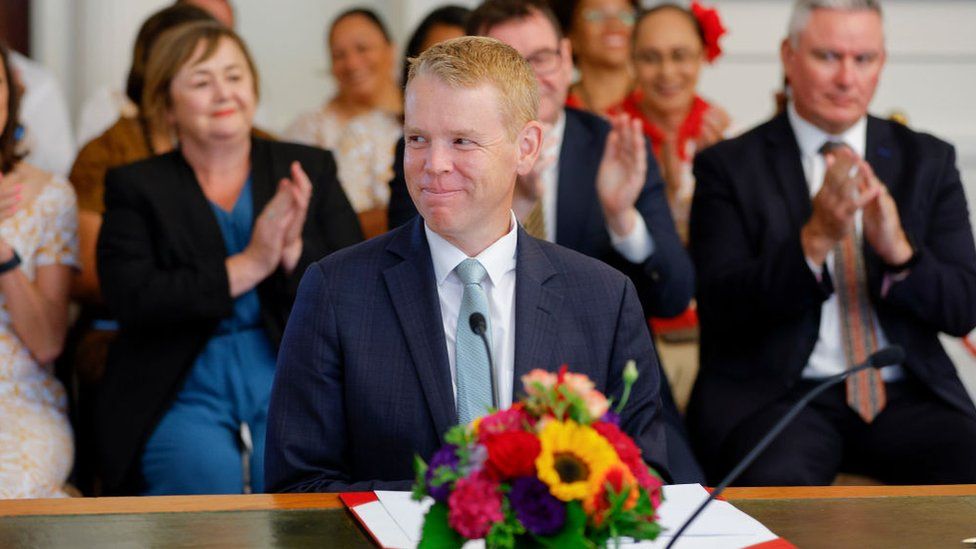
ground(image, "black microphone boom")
xmin=468 ymin=312 xmax=499 ymax=409
xmin=664 ymin=345 xmax=904 ymax=548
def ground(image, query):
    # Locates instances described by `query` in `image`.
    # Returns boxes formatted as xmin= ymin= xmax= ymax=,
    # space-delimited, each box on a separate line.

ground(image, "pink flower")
xmin=448 ymin=475 xmax=504 ymax=539
xmin=583 ymin=391 xmax=610 ymax=419
xmin=561 ymin=372 xmax=596 ymax=398
xmin=478 ymin=405 xmax=532 ymax=438
xmin=522 ymin=369 xmax=557 ymax=397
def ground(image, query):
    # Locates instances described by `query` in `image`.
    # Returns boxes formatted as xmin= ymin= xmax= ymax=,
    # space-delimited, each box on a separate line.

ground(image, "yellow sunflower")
xmin=536 ymin=420 xmax=621 ymax=501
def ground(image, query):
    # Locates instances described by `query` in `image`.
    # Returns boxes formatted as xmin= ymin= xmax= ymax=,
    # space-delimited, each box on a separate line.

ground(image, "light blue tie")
xmin=454 ymin=258 xmax=493 ymax=425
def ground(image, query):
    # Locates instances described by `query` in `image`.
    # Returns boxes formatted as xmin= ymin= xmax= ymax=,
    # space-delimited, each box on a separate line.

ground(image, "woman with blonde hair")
xmin=96 ymin=21 xmax=361 ymax=495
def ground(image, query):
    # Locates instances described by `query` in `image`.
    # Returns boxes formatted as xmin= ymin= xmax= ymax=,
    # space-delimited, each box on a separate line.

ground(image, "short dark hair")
xmin=466 ymin=0 xmax=563 ymax=39
xmin=328 ymin=8 xmax=392 ymax=45
xmin=0 ymin=43 xmax=24 ymax=174
xmin=634 ymin=4 xmax=706 ymax=48
xmin=401 ymin=5 xmax=471 ymax=88
xmin=126 ymin=4 xmax=215 ymax=105
xmin=550 ymin=0 xmax=639 ymax=37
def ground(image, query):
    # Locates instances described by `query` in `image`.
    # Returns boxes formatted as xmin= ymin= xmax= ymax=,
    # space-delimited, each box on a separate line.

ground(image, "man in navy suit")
xmin=387 ymin=0 xmax=703 ymax=483
xmin=688 ymin=0 xmax=976 ymax=485
xmin=265 ymin=36 xmax=669 ymax=492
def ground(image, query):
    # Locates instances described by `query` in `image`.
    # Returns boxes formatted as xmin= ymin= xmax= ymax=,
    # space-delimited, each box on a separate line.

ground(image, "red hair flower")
xmin=691 ymin=1 xmax=727 ymax=63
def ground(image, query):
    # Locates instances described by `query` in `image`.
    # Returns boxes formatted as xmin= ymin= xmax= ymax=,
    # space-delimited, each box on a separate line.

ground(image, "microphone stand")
xmin=664 ymin=346 xmax=904 ymax=549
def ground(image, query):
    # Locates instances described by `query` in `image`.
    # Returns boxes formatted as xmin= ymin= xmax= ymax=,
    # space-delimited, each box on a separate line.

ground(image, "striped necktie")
xmin=820 ymin=141 xmax=887 ymax=422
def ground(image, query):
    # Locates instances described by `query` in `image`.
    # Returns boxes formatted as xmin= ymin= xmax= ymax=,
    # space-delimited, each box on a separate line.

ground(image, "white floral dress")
xmin=0 ymin=174 xmax=79 ymax=498
xmin=284 ymin=105 xmax=401 ymax=213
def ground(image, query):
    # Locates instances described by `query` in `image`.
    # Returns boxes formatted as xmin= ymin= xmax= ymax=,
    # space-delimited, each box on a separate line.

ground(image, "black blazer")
xmin=387 ymin=107 xmax=694 ymax=319
xmin=95 ymin=137 xmax=363 ymax=494
xmin=686 ymin=113 xmax=976 ymax=472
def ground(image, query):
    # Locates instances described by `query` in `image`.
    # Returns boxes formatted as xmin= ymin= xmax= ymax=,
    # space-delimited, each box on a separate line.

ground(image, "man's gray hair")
xmin=788 ymin=0 xmax=883 ymax=45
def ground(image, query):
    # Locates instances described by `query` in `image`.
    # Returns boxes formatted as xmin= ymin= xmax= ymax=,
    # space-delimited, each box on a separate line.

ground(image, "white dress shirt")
xmin=537 ymin=111 xmax=655 ymax=263
xmin=425 ymin=213 xmax=518 ymax=409
xmin=788 ymin=104 xmax=902 ymax=381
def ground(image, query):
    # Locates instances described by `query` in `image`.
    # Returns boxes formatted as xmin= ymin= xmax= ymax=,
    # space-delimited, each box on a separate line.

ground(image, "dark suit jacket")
xmin=388 ymin=107 xmax=694 ymax=318
xmin=686 ymin=113 xmax=976 ymax=472
xmin=264 ymin=218 xmax=670 ymax=492
xmin=95 ymin=138 xmax=363 ymax=494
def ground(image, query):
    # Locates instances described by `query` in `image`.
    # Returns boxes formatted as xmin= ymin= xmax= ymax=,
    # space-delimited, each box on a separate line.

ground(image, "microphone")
xmin=664 ymin=345 xmax=904 ymax=549
xmin=469 ymin=312 xmax=499 ymax=409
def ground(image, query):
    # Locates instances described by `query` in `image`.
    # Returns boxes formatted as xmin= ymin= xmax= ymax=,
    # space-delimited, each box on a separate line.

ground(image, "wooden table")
xmin=1 ymin=485 xmax=974 ymax=548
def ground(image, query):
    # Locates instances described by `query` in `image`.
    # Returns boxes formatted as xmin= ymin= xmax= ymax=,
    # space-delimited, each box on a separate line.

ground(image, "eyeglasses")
xmin=524 ymin=48 xmax=563 ymax=76
xmin=634 ymin=48 xmax=703 ymax=67
xmin=581 ymin=8 xmax=636 ymax=26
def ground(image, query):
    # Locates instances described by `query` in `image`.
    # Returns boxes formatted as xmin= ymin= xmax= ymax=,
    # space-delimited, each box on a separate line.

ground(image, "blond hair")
xmin=406 ymin=36 xmax=538 ymax=138
xmin=142 ymin=20 xmax=260 ymax=136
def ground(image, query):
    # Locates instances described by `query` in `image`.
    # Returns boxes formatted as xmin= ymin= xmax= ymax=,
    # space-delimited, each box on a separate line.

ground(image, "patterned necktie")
xmin=454 ymin=258 xmax=493 ymax=425
xmin=820 ymin=141 xmax=887 ymax=422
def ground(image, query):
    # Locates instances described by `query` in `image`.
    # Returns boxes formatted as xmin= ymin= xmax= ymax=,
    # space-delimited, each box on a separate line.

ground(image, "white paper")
xmin=361 ymin=485 xmax=780 ymax=549
xmin=350 ymin=499 xmax=415 ymax=549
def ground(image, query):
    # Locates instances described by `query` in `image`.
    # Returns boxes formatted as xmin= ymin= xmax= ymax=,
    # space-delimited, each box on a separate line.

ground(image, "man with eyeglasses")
xmin=388 ymin=0 xmax=701 ymax=484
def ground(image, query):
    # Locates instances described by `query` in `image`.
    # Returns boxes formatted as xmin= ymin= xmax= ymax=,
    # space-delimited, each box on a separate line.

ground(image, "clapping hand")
xmin=278 ymin=161 xmax=312 ymax=272
xmin=696 ymin=104 xmax=731 ymax=151
xmin=597 ymin=113 xmax=647 ymax=237
xmin=801 ymin=146 xmax=881 ymax=265
xmin=858 ymin=160 xmax=913 ymax=265
xmin=0 ymin=171 xmax=22 ymax=221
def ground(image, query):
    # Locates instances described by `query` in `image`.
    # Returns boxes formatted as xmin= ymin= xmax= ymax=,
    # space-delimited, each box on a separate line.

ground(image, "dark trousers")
xmin=715 ymin=377 xmax=976 ymax=486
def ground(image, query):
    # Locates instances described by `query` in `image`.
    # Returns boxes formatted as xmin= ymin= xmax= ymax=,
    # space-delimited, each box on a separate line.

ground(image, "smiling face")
xmin=484 ymin=9 xmax=572 ymax=126
xmin=782 ymin=8 xmax=885 ymax=134
xmin=632 ymin=7 xmax=704 ymax=119
xmin=404 ymin=73 xmax=540 ymax=254
xmin=329 ymin=13 xmax=395 ymax=105
xmin=570 ymin=0 xmax=635 ymax=69
xmin=167 ymin=36 xmax=256 ymax=146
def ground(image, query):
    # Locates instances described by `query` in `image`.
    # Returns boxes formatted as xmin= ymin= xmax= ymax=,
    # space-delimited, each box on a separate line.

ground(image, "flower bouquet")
xmin=412 ymin=363 xmax=664 ymax=548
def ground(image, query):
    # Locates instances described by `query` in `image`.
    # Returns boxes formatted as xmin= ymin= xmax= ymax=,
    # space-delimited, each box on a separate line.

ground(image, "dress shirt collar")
xmin=425 ymin=211 xmax=519 ymax=287
xmin=787 ymin=102 xmax=867 ymax=159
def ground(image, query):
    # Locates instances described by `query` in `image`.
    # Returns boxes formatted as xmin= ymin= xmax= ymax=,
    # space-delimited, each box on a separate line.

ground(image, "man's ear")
xmin=780 ymin=38 xmax=794 ymax=80
xmin=515 ymin=121 xmax=544 ymax=176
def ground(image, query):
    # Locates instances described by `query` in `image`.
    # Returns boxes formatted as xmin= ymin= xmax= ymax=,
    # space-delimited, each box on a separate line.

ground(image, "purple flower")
xmin=426 ymin=445 xmax=459 ymax=502
xmin=600 ymin=410 xmax=621 ymax=426
xmin=508 ymin=476 xmax=566 ymax=536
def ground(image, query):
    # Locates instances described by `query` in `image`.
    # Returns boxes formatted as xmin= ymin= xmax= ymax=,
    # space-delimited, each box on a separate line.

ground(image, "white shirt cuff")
xmin=609 ymin=213 xmax=654 ymax=263
xmin=805 ymin=256 xmax=824 ymax=282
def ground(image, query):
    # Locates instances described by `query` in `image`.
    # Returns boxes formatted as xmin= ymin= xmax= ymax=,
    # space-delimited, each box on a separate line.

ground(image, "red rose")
xmin=482 ymin=430 xmax=540 ymax=480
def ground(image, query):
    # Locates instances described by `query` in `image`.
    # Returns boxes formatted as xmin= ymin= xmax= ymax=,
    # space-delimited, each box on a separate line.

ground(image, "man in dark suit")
xmin=387 ymin=0 xmax=703 ymax=483
xmin=688 ymin=0 xmax=976 ymax=485
xmin=265 ymin=36 xmax=669 ymax=492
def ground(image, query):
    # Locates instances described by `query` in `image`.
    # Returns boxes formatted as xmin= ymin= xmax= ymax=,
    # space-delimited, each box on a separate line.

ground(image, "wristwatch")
xmin=0 ymin=249 xmax=21 ymax=275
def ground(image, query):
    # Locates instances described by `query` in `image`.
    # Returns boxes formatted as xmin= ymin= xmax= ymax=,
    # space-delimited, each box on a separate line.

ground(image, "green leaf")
xmin=418 ymin=503 xmax=464 ymax=549
xmin=534 ymin=501 xmax=591 ymax=549
xmin=412 ymin=455 xmax=429 ymax=501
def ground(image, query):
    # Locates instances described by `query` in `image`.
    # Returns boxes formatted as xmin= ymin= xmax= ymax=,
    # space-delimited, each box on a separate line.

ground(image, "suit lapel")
xmin=248 ymin=138 xmax=276 ymax=215
xmin=169 ymin=151 xmax=227 ymax=257
xmin=765 ymin=113 xmax=812 ymax=230
xmin=513 ymin=231 xmax=563 ymax=400
xmin=383 ymin=219 xmax=456 ymax=437
xmin=555 ymin=109 xmax=599 ymax=249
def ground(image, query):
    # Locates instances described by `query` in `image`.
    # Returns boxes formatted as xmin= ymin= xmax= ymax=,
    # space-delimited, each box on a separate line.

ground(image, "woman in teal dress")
xmin=95 ymin=22 xmax=362 ymax=495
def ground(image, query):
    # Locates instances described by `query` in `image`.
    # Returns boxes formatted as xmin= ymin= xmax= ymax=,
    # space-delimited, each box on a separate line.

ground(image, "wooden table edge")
xmin=2 ymin=485 xmax=974 ymax=517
